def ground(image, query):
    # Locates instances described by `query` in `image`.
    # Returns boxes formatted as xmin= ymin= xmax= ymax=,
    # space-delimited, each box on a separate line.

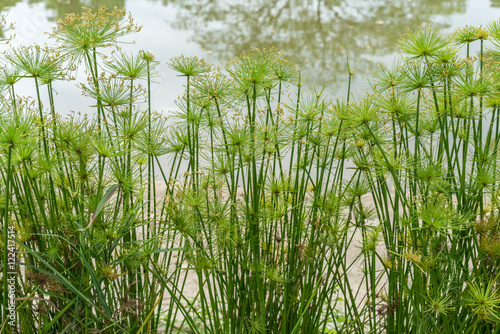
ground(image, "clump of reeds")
xmin=2 ymin=7 xmax=500 ymax=334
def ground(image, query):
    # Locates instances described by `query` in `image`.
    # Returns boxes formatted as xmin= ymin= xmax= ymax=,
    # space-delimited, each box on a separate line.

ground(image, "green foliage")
xmin=2 ymin=7 xmax=500 ymax=334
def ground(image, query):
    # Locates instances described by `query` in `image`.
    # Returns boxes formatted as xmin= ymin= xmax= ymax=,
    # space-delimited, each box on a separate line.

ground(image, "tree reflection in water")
xmin=159 ymin=0 xmax=466 ymax=93
xmin=0 ymin=0 xmax=125 ymax=21
xmin=2 ymin=0 xmax=466 ymax=94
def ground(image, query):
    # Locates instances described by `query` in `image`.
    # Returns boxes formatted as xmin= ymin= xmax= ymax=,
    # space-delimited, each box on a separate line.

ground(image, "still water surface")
xmin=1 ymin=0 xmax=500 ymax=113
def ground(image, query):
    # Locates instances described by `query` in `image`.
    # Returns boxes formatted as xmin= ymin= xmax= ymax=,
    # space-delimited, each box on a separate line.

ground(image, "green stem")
xmin=2 ymin=145 xmax=13 ymax=320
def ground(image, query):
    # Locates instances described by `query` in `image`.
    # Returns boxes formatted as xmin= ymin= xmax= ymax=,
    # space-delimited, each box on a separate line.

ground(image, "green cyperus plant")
xmin=163 ymin=48 xmax=357 ymax=334
xmin=3 ymin=6 xmax=500 ymax=334
xmin=0 ymin=7 xmax=173 ymax=334
xmin=354 ymin=23 xmax=500 ymax=333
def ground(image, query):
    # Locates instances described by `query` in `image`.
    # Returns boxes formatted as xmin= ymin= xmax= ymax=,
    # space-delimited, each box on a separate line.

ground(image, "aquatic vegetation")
xmin=1 ymin=7 xmax=500 ymax=334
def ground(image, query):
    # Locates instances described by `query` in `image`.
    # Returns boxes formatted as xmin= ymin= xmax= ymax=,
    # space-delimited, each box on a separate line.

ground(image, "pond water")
xmin=2 ymin=0 xmax=500 ymax=113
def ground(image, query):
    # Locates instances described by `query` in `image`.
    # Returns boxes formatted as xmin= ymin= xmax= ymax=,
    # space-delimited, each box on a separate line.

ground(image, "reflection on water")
xmin=0 ymin=0 xmax=124 ymax=20
xmin=157 ymin=0 xmax=466 ymax=92
xmin=0 ymin=0 xmax=487 ymax=97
